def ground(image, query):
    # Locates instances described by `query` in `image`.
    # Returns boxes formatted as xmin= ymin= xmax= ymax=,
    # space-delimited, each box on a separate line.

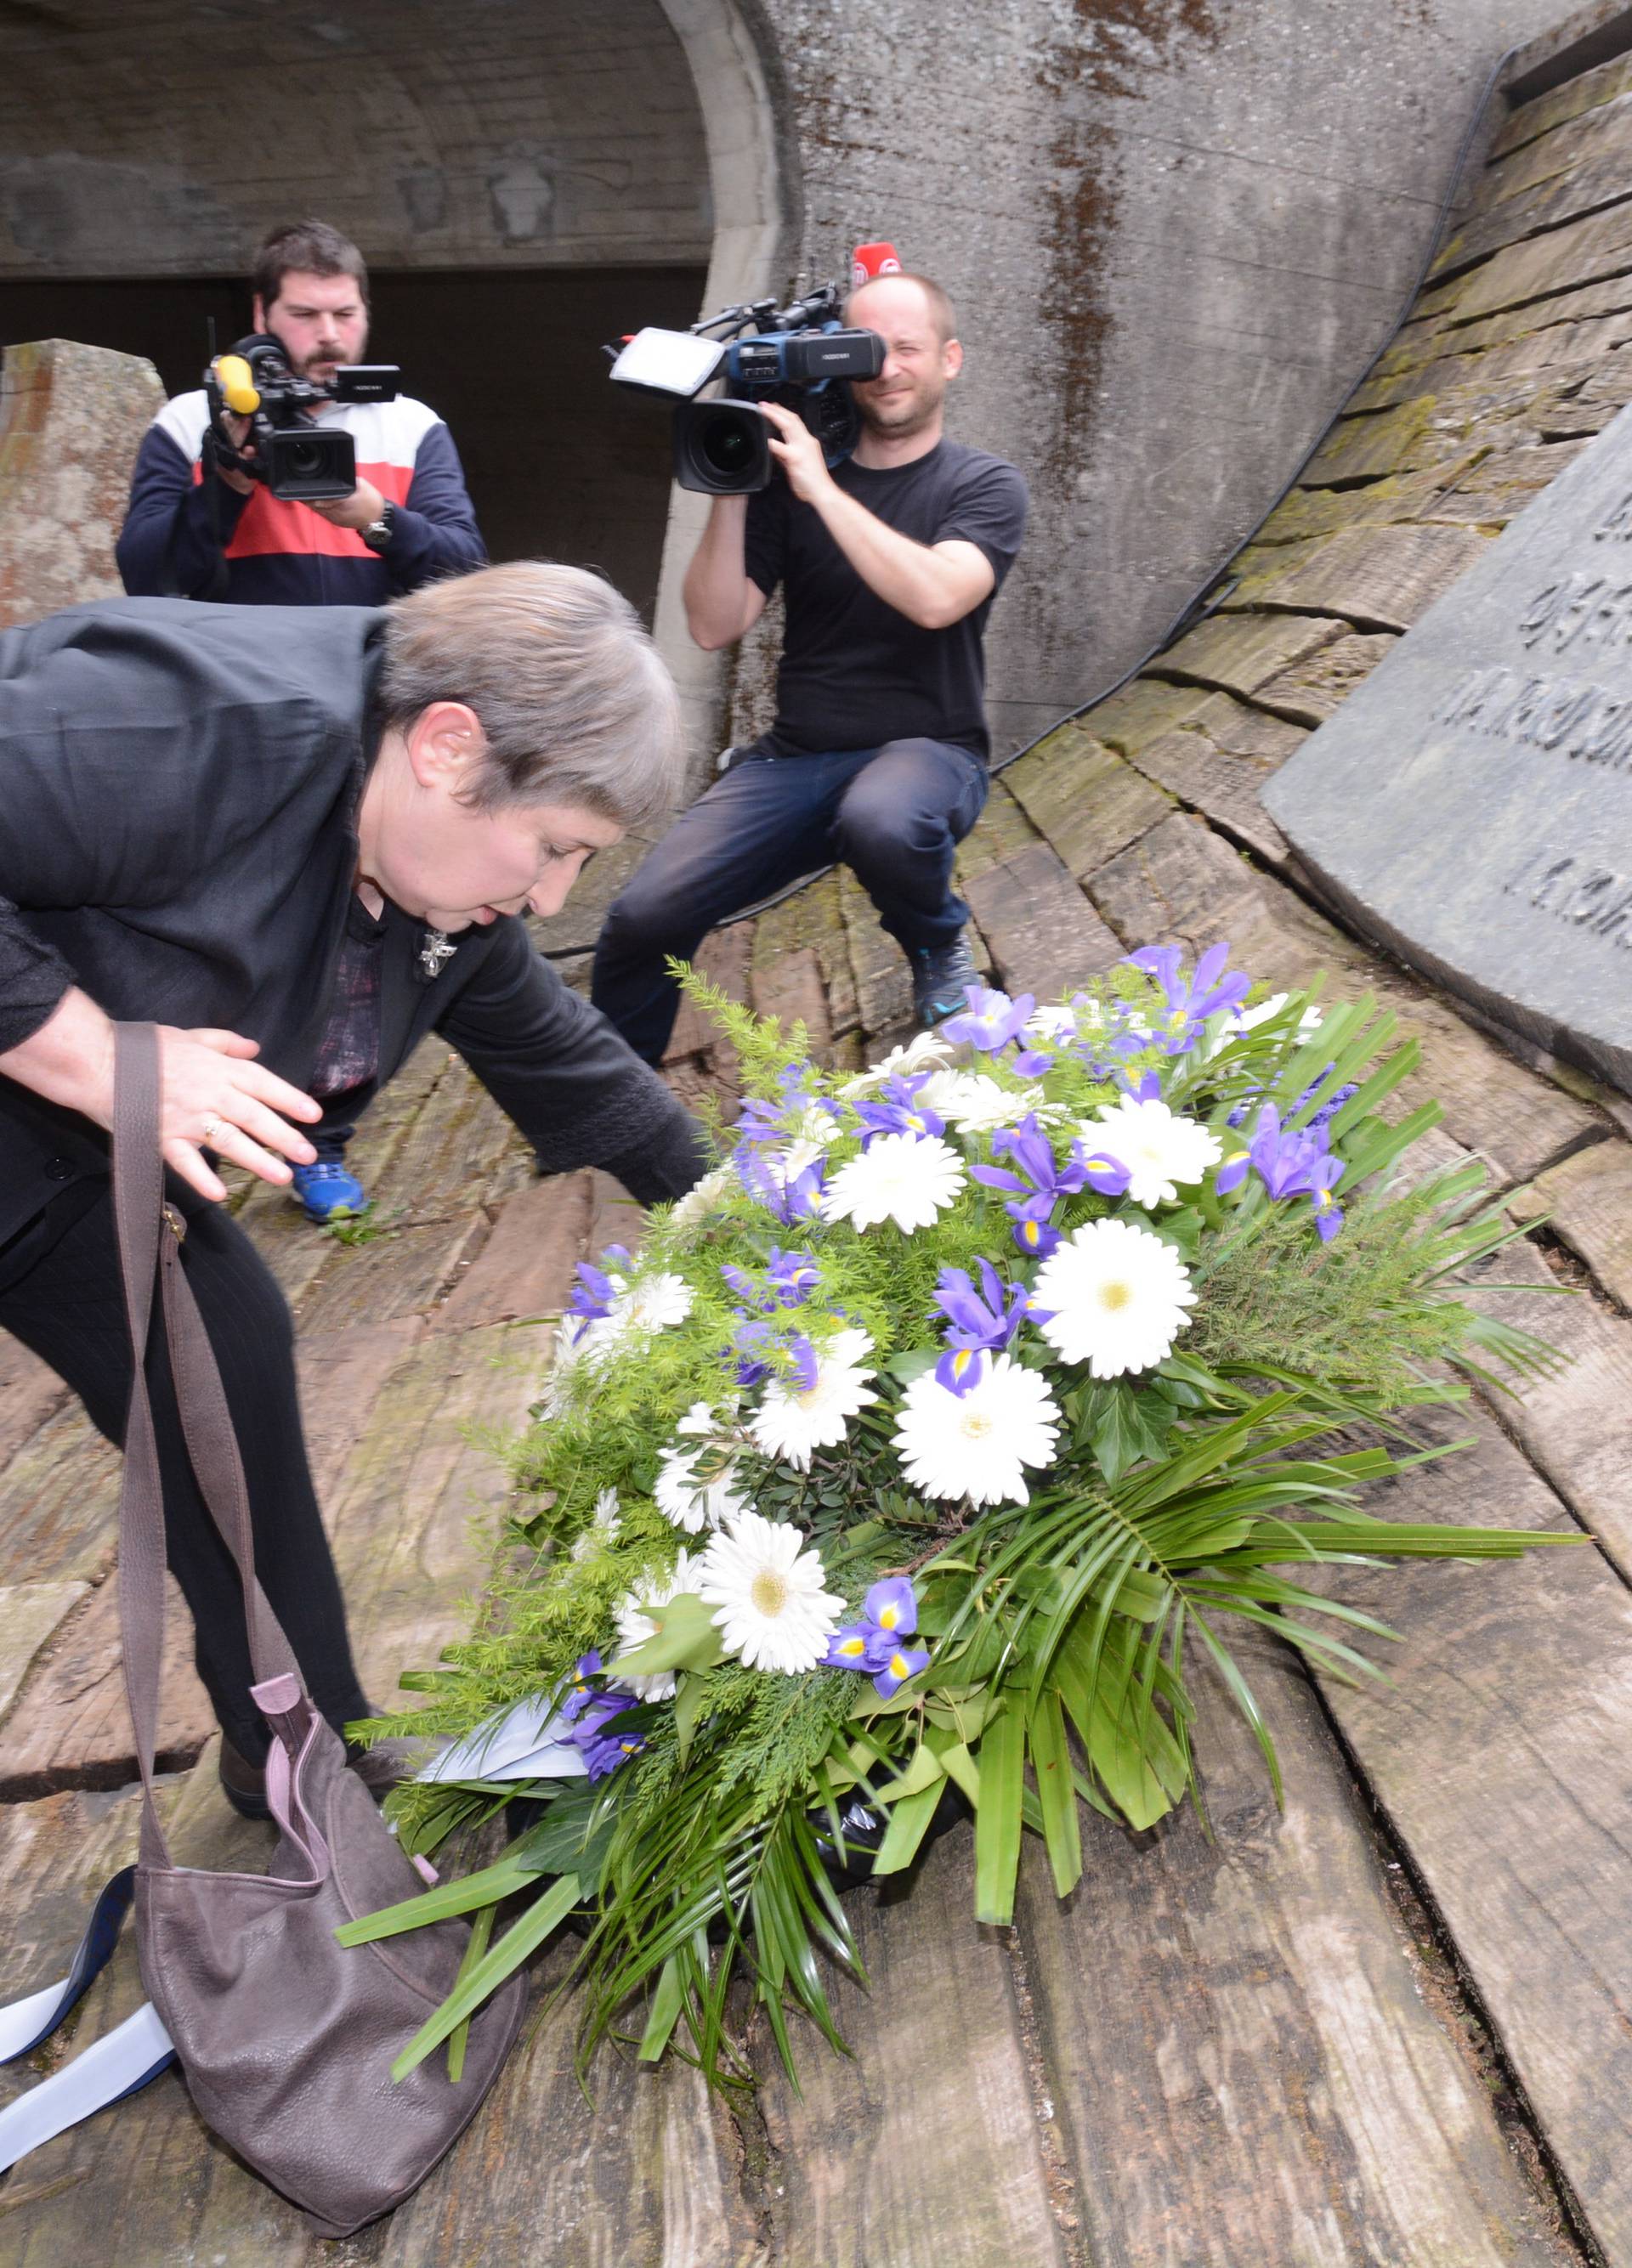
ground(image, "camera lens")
xmin=284 ymin=439 xmax=326 ymax=481
xmin=696 ymin=408 xmax=755 ymax=478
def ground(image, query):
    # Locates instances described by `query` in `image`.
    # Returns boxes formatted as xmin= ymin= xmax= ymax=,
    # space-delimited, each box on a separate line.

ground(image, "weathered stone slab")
xmin=1425 ymin=438 xmax=1591 ymax=527
xmin=1224 ymin=523 xmax=1493 ymax=633
xmin=750 ymin=942 xmax=833 ymax=1055
xmin=1510 ymin=1127 xmax=1632 ymax=1300
xmin=1000 ymin=724 xmax=1171 ymax=881
xmin=1313 ymin=1397 xmax=1632 ymax=2264
xmin=430 ymin=1170 xmax=592 ymax=1333
xmin=0 ymin=340 xmax=164 ymax=628
xmin=1149 ymin=611 xmax=1347 ymax=704
xmin=838 ymin=868 xmax=913 ymax=1035
xmin=1490 ymin=48 xmax=1632 ymax=165
xmin=1465 ymin=1231 xmax=1632 ymax=1584
xmin=1087 ymin=814 xmax=1600 ymax=1184
xmin=752 ymin=1824 xmax=1068 ymax=2268
xmin=961 ymin=840 xmax=1123 ymax=1000
xmin=0 ymin=1322 xmax=423 ymax=1795
xmin=0 ymin=1402 xmax=120 ymax=1591
xmin=0 ymin=1333 xmax=65 ymax=1468
xmin=1017 ymin=1636 xmax=1573 ymax=2266
xmin=1433 ymin=150 xmax=1632 ymax=283
xmin=1265 ymin=398 xmax=1632 ymax=1096
xmin=0 ymin=1581 xmax=86 ymax=1722
xmin=1250 ymin=630 xmax=1397 ymax=727
xmin=293 ymin=1213 xmax=489 ymax=1336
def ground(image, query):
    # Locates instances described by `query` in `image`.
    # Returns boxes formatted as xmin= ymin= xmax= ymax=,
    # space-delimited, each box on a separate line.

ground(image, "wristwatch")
xmin=360 ymin=499 xmax=396 ymax=552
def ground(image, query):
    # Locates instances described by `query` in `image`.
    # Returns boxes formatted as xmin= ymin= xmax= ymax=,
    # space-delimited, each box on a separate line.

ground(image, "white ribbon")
xmin=414 ymin=1690 xmax=587 ymax=1784
xmin=0 ymin=2001 xmax=174 ymax=2172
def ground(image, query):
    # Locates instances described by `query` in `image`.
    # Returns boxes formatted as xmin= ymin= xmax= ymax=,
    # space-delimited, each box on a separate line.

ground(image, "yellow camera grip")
xmin=214 ymin=355 xmax=260 ymax=416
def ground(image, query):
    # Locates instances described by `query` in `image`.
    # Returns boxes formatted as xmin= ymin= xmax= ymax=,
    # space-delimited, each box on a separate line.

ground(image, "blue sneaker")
xmin=289 ymin=1159 xmax=371 ymax=1224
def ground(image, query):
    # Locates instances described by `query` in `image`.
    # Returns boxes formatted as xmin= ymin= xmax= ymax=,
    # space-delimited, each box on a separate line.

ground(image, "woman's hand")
xmin=0 ymin=988 xmax=321 ymax=1203
xmin=152 ymin=1025 xmax=321 ymax=1200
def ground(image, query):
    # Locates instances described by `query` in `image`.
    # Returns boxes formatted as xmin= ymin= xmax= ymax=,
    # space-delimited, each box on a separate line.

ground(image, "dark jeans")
xmin=592 ymin=736 xmax=989 ymax=1063
xmin=0 ymin=1181 xmax=371 ymax=1766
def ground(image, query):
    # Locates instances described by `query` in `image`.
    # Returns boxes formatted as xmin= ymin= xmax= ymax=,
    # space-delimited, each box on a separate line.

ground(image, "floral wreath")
xmin=341 ymin=944 xmax=1570 ymax=2093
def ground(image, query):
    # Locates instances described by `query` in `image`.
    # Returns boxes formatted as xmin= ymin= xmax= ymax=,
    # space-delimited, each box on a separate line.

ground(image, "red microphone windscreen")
xmin=851 ymin=241 xmax=904 ymax=291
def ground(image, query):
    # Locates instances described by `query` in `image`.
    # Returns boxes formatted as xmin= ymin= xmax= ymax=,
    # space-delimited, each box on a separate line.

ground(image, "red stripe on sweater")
xmin=189 ymin=461 xmax=414 ymax=559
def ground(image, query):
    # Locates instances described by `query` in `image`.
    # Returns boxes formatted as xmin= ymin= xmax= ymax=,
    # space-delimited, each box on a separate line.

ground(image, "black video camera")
xmin=607 ymin=283 xmax=885 ymax=495
xmin=202 ymin=333 xmax=400 ymax=501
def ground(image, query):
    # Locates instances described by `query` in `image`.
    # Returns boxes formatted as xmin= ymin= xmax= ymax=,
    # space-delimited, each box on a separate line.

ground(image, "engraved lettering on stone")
xmin=1594 ymin=489 xmax=1632 ymax=540
xmin=1505 ymin=849 xmax=1632 ymax=946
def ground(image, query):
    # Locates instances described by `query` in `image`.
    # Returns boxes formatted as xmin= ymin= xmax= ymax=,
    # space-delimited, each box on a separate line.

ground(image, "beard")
xmin=854 ymin=378 xmax=943 ymax=442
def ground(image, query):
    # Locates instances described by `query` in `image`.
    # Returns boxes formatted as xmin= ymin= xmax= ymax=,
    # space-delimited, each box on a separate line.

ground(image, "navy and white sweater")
xmin=116 ymin=389 xmax=487 ymax=605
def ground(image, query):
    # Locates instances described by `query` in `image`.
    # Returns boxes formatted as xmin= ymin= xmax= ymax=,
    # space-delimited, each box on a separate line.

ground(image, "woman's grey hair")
xmin=379 ymin=562 xmax=684 ymax=827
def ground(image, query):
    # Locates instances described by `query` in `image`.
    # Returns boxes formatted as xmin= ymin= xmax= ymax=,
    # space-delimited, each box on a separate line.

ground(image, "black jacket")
xmin=0 ymin=597 xmax=706 ymax=1246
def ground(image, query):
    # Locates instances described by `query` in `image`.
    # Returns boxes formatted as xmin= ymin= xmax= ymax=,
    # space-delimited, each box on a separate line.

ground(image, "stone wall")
xmin=0 ymin=0 xmax=1590 ymax=759
xmin=0 ymin=0 xmax=710 ymax=274
xmin=723 ymin=0 xmax=1576 ymax=757
xmin=0 ymin=339 xmax=163 ymax=629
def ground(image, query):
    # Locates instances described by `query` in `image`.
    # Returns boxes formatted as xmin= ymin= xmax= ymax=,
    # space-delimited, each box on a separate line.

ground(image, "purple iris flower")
xmin=853 ymin=1073 xmax=946 ymax=1145
xmin=732 ymin=1064 xmax=827 ymax=1149
xmin=1008 ymin=1196 xmax=1061 ymax=1261
xmin=1306 ymin=1152 xmax=1346 ymax=1241
xmin=1217 ymin=1104 xmax=1346 ymax=1236
xmin=823 ymin=1577 xmax=931 ymax=1697
xmin=932 ymin=1260 xmax=1027 ymax=1394
xmin=1116 ymin=1067 xmax=1165 ymax=1102
xmin=564 ymin=1258 xmax=620 ymax=1345
xmin=942 ymin=985 xmax=1037 ymax=1054
xmin=559 ymin=1651 xmax=645 ymax=1781
xmin=972 ymin=1115 xmax=1090 ymax=1204
xmin=1125 ymin=942 xmax=1251 ymax=1053
xmin=731 ymin=1315 xmax=819 ymax=1392
xmin=722 ymin=1244 xmax=819 ymax=1315
xmin=734 ymin=1146 xmax=827 ymax=1226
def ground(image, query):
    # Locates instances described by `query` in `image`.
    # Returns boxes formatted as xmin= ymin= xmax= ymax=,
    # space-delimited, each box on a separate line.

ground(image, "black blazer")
xmin=0 ymin=597 xmax=704 ymax=1246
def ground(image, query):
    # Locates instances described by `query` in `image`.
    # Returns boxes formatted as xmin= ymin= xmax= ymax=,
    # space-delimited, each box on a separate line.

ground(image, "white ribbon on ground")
xmin=0 ymin=2001 xmax=175 ymax=2171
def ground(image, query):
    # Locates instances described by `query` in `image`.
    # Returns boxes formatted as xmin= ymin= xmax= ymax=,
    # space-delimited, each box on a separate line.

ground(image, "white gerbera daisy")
xmin=837 ymin=1028 xmax=955 ymax=1097
xmin=822 ymin=1131 xmax=965 ymax=1233
xmin=613 ymin=1549 xmax=706 ymax=1700
xmin=1024 ymin=1002 xmax=1080 ymax=1044
xmin=750 ymin=1327 xmax=877 ymax=1470
xmin=569 ymin=1486 xmax=622 ymax=1562
xmin=892 ymin=1355 xmax=1063 ymax=1507
xmin=1085 ymin=1094 xmax=1222 ymax=1208
xmin=654 ymin=1443 xmax=750 ymax=1533
xmin=915 ymin=1069 xmax=1060 ymax=1134
xmin=1032 ymin=1218 xmax=1198 ymax=1378
xmin=615 ymin=1270 xmax=694 ymax=1333
xmin=697 ymin=1512 xmax=845 ymax=1674
xmin=666 ymin=1164 xmax=734 ymax=1241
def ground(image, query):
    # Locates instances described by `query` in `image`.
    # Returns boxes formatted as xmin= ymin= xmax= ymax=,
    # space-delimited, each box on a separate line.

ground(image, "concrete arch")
xmin=654 ymin=0 xmax=796 ymax=782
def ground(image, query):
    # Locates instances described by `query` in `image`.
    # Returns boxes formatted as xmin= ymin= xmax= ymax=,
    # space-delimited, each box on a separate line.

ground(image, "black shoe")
xmin=218 ymin=1734 xmax=271 ymax=1820
xmin=910 ymin=932 xmax=979 ymax=1028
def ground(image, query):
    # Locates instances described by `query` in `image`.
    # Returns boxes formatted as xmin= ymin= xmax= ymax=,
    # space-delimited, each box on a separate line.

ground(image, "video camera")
xmin=607 ymin=283 xmax=885 ymax=495
xmin=202 ymin=332 xmax=400 ymax=501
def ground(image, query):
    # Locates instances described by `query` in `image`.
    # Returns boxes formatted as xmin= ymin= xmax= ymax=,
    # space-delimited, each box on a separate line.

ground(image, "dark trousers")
xmin=0 ymin=1181 xmax=371 ymax=1767
xmin=592 ymin=736 xmax=989 ymax=1064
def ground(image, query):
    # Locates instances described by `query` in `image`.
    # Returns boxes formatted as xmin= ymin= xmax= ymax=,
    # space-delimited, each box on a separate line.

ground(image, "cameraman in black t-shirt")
xmin=592 ymin=272 xmax=1028 ymax=1061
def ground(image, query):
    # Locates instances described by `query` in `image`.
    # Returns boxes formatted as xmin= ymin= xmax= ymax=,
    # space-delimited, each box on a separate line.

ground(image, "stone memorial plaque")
xmin=1261 ymin=402 xmax=1632 ymax=1092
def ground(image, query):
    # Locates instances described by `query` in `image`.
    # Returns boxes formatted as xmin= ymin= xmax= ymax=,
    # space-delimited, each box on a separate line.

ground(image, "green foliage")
xmin=354 ymin=958 xmax=1578 ymax=2096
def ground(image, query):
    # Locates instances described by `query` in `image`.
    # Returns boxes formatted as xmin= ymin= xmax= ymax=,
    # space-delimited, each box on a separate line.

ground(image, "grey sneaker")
xmin=910 ymin=932 xmax=980 ymax=1027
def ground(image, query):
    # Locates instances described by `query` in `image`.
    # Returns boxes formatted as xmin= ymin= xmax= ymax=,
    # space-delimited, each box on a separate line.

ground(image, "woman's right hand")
xmin=153 ymin=1024 xmax=321 ymax=1200
xmin=0 ymin=989 xmax=321 ymax=1203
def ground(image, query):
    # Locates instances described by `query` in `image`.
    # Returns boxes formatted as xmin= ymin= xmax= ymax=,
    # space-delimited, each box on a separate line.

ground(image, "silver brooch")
xmin=418 ymin=928 xmax=457 ymax=980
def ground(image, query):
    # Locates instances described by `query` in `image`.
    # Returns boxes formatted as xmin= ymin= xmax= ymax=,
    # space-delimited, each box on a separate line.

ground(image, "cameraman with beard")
xmin=116 ymin=220 xmax=487 ymax=1221
xmin=592 ymin=270 xmax=1028 ymax=1061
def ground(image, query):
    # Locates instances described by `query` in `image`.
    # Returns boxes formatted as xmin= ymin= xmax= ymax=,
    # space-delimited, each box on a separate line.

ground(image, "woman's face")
xmin=363 ymin=706 xmax=626 ymax=932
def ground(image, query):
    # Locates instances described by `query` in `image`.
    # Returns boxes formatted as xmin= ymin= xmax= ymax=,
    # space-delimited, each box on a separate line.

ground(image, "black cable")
xmin=541 ymin=39 xmax=1518 ymax=961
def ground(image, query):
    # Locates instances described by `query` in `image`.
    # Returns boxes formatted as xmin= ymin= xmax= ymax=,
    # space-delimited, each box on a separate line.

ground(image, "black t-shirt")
xmin=742 ymin=438 xmax=1028 ymax=761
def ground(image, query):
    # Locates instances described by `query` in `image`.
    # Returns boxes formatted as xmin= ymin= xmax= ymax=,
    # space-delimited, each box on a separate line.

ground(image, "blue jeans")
xmin=592 ymin=737 xmax=989 ymax=1063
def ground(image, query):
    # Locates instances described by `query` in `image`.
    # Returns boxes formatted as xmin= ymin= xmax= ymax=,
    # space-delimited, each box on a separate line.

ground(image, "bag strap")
xmin=110 ymin=1022 xmax=298 ymax=1866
